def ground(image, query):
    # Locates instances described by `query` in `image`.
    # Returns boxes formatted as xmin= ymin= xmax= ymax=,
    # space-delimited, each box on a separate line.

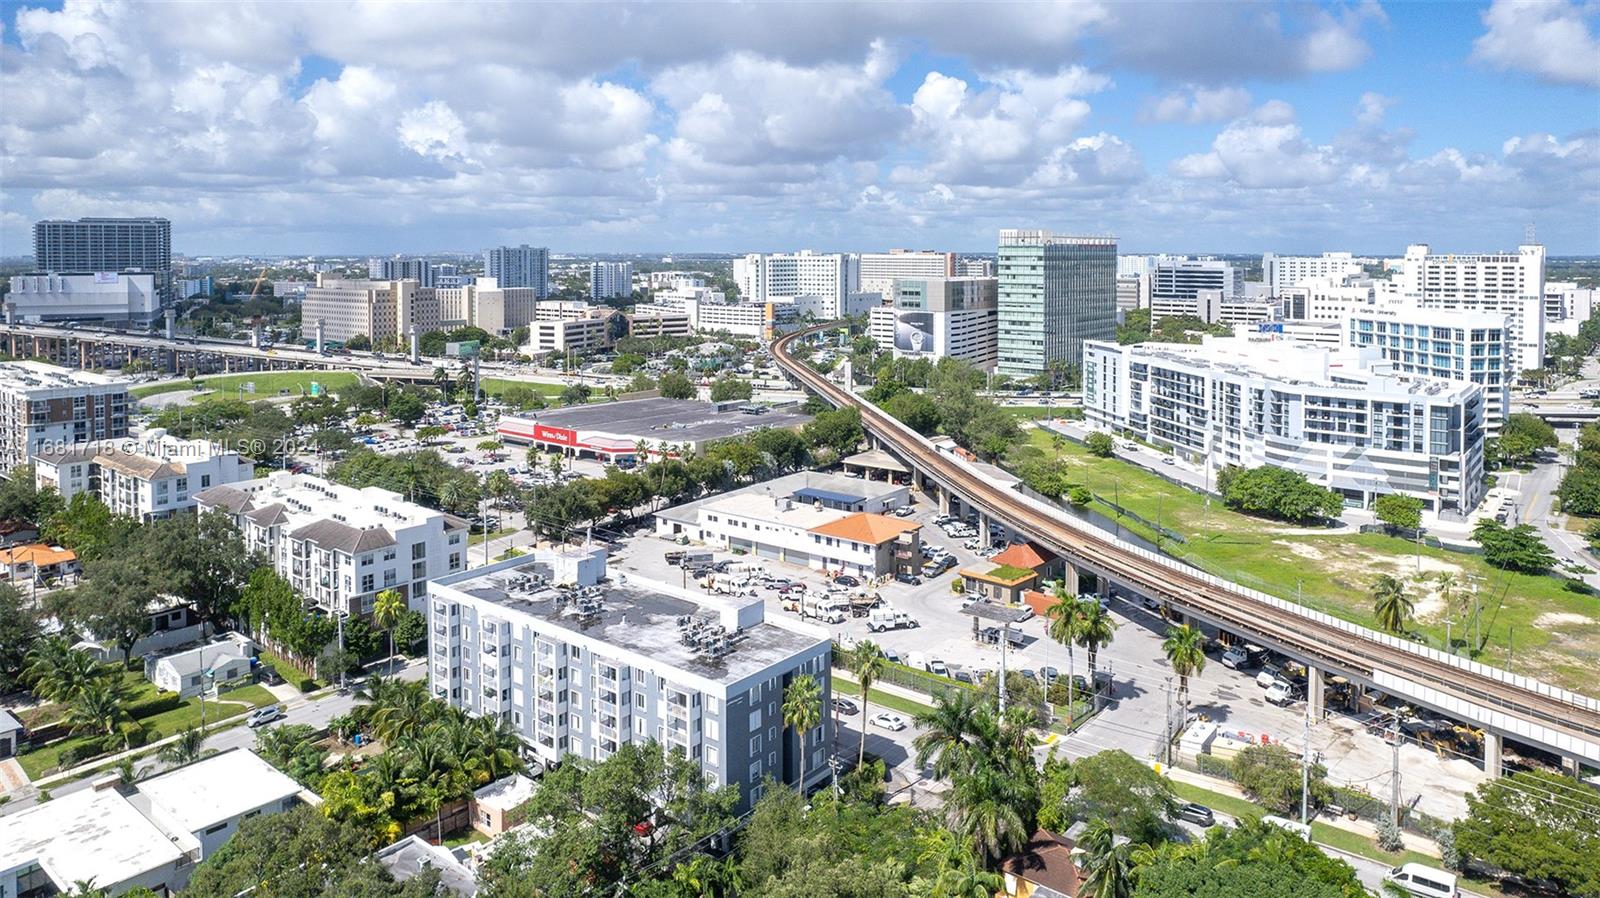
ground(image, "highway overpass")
xmin=772 ymin=325 xmax=1600 ymax=774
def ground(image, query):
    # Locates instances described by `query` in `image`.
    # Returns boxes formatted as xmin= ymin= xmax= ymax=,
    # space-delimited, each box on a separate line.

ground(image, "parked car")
xmin=870 ymin=712 xmax=907 ymax=731
xmin=835 ymin=575 xmax=861 ymax=588
xmin=247 ymin=705 xmax=283 ymax=728
xmin=927 ymin=659 xmax=949 ymax=677
xmin=257 ymin=666 xmax=284 ymax=686
xmin=1265 ymin=680 xmax=1296 ymax=706
xmin=892 ymin=506 xmax=916 ymax=517
xmin=832 ymin=697 xmax=859 ymax=715
xmin=1039 ymin=665 xmax=1060 ymax=683
xmin=1256 ymin=664 xmax=1283 ymax=688
xmin=1177 ymin=802 xmax=1216 ymax=827
xmin=895 ymin=573 xmax=923 ymax=586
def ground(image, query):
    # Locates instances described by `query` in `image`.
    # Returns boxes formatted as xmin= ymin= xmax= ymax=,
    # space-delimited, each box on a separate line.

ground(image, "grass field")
xmin=1013 ymin=430 xmax=1600 ymax=691
xmin=832 ymin=672 xmax=935 ymax=718
xmin=469 ymin=526 xmax=516 ymax=546
xmin=1004 ymin=405 xmax=1084 ymax=421
xmin=478 ymin=377 xmax=567 ymax=399
xmin=132 ymin=371 xmax=362 ymax=402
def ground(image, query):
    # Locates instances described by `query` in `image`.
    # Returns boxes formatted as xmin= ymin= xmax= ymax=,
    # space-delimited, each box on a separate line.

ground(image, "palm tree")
xmin=484 ymin=471 xmax=515 ymax=510
xmin=366 ymin=677 xmax=430 ymax=742
xmin=373 ymin=588 xmax=406 ymax=666
xmin=159 ymin=726 xmax=207 ymax=766
xmin=26 ymin=639 xmax=102 ymax=704
xmin=1434 ymin=570 xmax=1462 ymax=621
xmin=669 ymin=855 xmax=741 ymax=898
xmin=67 ymin=677 xmax=131 ymax=746
xmin=1046 ymin=588 xmax=1086 ymax=720
xmin=947 ymin=762 xmax=1031 ymax=866
xmin=927 ymin=844 xmax=1005 ymax=898
xmin=23 ymin=635 xmax=74 ymax=696
xmin=1075 ymin=600 xmax=1118 ymax=707
xmin=467 ymin=713 xmax=526 ymax=782
xmin=850 ymin=641 xmax=887 ymax=766
xmin=1372 ymin=574 xmax=1414 ymax=634
xmin=438 ymin=478 xmax=467 ymax=515
xmin=782 ymin=674 xmax=823 ymax=792
xmin=1078 ymin=819 xmax=1135 ymax=898
xmin=912 ymin=689 xmax=980 ymax=780
xmin=1161 ymin=623 xmax=1207 ymax=715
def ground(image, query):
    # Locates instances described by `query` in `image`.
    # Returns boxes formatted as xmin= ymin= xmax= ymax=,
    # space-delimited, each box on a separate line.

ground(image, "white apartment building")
xmin=1262 ymin=251 xmax=1370 ymax=296
xmin=1083 ymin=337 xmax=1486 ymax=515
xmin=7 ymin=271 xmax=162 ymax=324
xmin=1149 ymin=288 xmax=1276 ymax=326
xmin=867 ymin=276 xmax=999 ymax=370
xmin=485 ymin=245 xmax=550 ymax=296
xmin=960 ymin=258 xmax=995 ymax=278
xmin=195 ymin=471 xmax=468 ymax=617
xmin=33 ymin=428 xmax=253 ymax=520
xmin=656 ymin=473 xmax=921 ymax=579
xmin=301 ymin=277 xmax=441 ymax=345
xmin=1395 ymin=243 xmax=1545 ymax=376
xmin=1281 ymin=276 xmax=1377 ymax=321
xmin=733 ymin=251 xmax=860 ymax=318
xmin=1346 ymin=307 xmax=1512 ymax=434
xmin=626 ymin=312 xmax=693 ymax=340
xmin=0 ymin=361 xmax=130 ymax=475
xmin=0 ymin=749 xmax=300 ymax=896
xmin=427 ymin=556 xmax=833 ymax=813
xmin=648 ymin=271 xmax=706 ymax=290
xmin=589 ymin=261 xmax=634 ymax=300
xmin=858 ymin=249 xmax=956 ymax=299
xmin=437 ymin=277 xmax=539 ymax=335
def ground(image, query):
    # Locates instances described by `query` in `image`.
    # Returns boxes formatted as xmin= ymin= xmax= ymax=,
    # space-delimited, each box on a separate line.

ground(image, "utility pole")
xmin=336 ymin=610 xmax=348 ymax=693
xmin=1390 ymin=715 xmax=1401 ymax=829
xmin=1300 ymin=705 xmax=1312 ymax=824
xmin=998 ymin=622 xmax=1009 ymax=714
xmin=1163 ymin=675 xmax=1174 ymax=766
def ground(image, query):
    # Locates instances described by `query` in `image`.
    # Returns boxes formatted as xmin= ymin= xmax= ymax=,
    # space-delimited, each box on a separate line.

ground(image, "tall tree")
xmin=1078 ymin=818 xmax=1136 ymax=898
xmin=373 ymin=588 xmax=406 ymax=664
xmin=1160 ymin=624 xmax=1207 ymax=715
xmin=850 ymin=641 xmax=887 ymax=766
xmin=1456 ymin=769 xmax=1600 ymax=897
xmin=1046 ymin=590 xmax=1085 ymax=719
xmin=0 ymin=582 xmax=39 ymax=692
xmin=783 ymin=674 xmax=823 ymax=791
xmin=67 ymin=676 xmax=131 ymax=745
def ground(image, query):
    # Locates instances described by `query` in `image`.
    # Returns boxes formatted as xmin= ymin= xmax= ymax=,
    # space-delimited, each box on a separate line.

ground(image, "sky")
xmin=0 ymin=0 xmax=1596 ymax=257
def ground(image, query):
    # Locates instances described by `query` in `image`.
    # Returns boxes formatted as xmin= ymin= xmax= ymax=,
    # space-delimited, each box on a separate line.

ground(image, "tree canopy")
xmin=1217 ymin=465 xmax=1343 ymax=523
xmin=1456 ymin=769 xmax=1600 ymax=897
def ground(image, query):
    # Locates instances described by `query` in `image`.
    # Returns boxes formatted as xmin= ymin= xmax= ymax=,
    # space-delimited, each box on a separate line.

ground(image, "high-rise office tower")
xmin=366 ymin=256 xmax=436 ymax=287
xmin=996 ymin=230 xmax=1116 ymax=377
xmin=484 ymin=245 xmax=550 ymax=297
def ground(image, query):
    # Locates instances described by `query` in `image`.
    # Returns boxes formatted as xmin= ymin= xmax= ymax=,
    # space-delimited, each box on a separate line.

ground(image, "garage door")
xmin=756 ymin=543 xmax=780 ymax=560
xmin=785 ymin=549 xmax=812 ymax=567
xmin=730 ymin=538 xmax=754 ymax=553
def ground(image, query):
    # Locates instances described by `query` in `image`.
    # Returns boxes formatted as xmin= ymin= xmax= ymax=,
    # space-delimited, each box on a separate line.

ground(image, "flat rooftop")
xmin=0 ymin=360 xmax=127 ymax=392
xmin=135 ymin=748 xmax=301 ymax=832
xmin=0 ymin=786 xmax=187 ymax=889
xmin=506 ymin=398 xmax=810 ymax=444
xmin=656 ymin=470 xmax=901 ymax=527
xmin=436 ymin=563 xmax=827 ymax=687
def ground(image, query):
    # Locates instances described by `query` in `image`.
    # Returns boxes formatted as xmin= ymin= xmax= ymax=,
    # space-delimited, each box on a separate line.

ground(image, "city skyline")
xmin=1 ymin=1 xmax=1596 ymax=257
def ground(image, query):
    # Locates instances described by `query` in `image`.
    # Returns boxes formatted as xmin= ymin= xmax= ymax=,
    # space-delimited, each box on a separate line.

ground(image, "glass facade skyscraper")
xmin=996 ymin=229 xmax=1116 ymax=378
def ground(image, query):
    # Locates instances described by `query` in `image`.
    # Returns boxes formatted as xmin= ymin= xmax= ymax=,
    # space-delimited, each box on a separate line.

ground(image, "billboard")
xmin=893 ymin=311 xmax=936 ymax=354
xmin=446 ymin=340 xmax=480 ymax=358
xmin=1257 ymin=322 xmax=1284 ymax=334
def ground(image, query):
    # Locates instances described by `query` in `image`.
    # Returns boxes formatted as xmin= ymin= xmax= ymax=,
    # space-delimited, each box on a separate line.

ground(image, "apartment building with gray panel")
xmin=427 ymin=557 xmax=833 ymax=812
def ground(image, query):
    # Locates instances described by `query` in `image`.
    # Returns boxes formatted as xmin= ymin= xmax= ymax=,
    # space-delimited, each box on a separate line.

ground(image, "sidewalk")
xmin=1164 ymin=763 xmax=1442 ymax=858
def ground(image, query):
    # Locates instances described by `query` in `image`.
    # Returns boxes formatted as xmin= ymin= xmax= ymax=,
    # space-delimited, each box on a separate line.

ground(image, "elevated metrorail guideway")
xmin=772 ymin=323 xmax=1600 ymax=770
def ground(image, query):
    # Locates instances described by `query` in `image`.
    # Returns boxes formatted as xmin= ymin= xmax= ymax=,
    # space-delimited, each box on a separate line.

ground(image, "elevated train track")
xmin=773 ymin=325 xmax=1600 ymax=768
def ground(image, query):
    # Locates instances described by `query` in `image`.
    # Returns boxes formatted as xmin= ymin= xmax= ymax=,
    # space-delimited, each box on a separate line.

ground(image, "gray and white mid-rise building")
xmin=485 ymin=245 xmax=550 ymax=297
xmin=367 ymin=256 xmax=437 ymax=287
xmin=1083 ymin=337 xmax=1486 ymax=515
xmin=868 ymin=276 xmax=998 ymax=370
xmin=996 ymin=230 xmax=1116 ymax=377
xmin=1149 ymin=258 xmax=1241 ymax=320
xmin=427 ymin=556 xmax=833 ymax=812
xmin=858 ymin=249 xmax=956 ymax=299
xmin=733 ymin=251 xmax=860 ymax=318
xmin=1346 ymin=306 xmax=1512 ymax=435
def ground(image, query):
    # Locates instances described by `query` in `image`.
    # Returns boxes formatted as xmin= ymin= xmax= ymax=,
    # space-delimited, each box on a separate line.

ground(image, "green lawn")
xmin=469 ymin=526 xmax=516 ymax=546
xmin=17 ymin=681 xmax=277 ymax=779
xmin=133 ymin=371 xmax=361 ymax=402
xmin=832 ymin=672 xmax=935 ymax=718
xmin=479 ymin=377 xmax=566 ymax=399
xmin=1004 ymin=405 xmax=1083 ymax=421
xmin=1013 ymin=430 xmax=1600 ymax=691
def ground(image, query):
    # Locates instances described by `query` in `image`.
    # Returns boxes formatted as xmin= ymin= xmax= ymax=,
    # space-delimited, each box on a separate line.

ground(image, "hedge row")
xmin=124 ymin=691 xmax=182 ymax=721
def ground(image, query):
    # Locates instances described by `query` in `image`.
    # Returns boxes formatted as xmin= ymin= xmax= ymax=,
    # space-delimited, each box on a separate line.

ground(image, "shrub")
xmin=296 ymin=676 xmax=316 ymax=693
xmin=1195 ymin=753 xmax=1235 ymax=779
xmin=1067 ymin=486 xmax=1093 ymax=507
xmin=1085 ymin=431 xmax=1115 ymax=457
xmin=125 ymin=691 xmax=183 ymax=720
xmin=1375 ymin=816 xmax=1405 ymax=852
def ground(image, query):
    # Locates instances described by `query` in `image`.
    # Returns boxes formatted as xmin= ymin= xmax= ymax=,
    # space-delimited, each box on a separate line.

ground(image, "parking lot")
xmin=609 ymin=488 xmax=1486 ymax=819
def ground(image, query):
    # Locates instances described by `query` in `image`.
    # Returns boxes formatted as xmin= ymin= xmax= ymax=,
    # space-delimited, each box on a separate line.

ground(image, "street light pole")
xmin=336 ymin=610 xmax=348 ymax=692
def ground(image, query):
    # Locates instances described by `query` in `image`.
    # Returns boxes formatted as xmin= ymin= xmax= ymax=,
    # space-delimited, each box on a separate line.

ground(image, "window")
xmin=412 ymin=542 xmax=427 ymax=559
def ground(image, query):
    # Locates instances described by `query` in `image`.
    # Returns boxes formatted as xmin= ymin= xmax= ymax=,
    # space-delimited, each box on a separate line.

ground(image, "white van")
xmin=1260 ymin=815 xmax=1312 ymax=841
xmin=1385 ymin=864 xmax=1459 ymax=898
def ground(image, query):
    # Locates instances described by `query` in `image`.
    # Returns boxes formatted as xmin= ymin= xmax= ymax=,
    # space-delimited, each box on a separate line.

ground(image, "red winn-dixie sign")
xmin=533 ymin=425 xmax=577 ymax=446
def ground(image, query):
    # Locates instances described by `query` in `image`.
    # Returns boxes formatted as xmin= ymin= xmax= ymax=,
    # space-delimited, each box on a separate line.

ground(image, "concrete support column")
xmin=1307 ymin=665 xmax=1324 ymax=720
xmin=1062 ymin=562 xmax=1080 ymax=598
xmin=979 ymin=516 xmax=991 ymax=547
xmin=1098 ymin=576 xmax=1111 ymax=600
xmin=1483 ymin=731 xmax=1503 ymax=778
xmin=938 ymin=486 xmax=950 ymax=516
